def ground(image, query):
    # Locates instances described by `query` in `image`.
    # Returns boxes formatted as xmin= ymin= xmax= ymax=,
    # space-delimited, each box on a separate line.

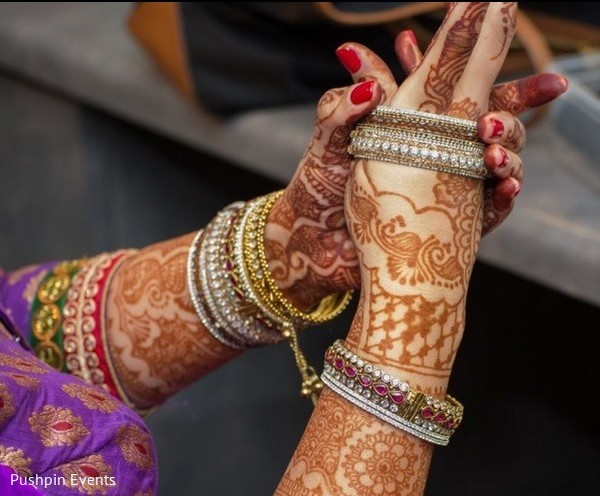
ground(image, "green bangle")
xmin=29 ymin=259 xmax=85 ymax=371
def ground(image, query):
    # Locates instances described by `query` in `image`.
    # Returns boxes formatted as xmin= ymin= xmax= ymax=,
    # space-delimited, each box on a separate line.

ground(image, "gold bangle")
xmin=365 ymin=106 xmax=480 ymax=142
xmin=245 ymin=191 xmax=353 ymax=326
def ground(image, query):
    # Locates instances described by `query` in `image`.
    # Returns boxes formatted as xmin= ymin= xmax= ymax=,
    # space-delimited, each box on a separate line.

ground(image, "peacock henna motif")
xmin=342 ymin=160 xmax=483 ymax=385
xmin=346 ymin=167 xmax=482 ymax=295
xmin=106 ymin=233 xmax=239 ymax=407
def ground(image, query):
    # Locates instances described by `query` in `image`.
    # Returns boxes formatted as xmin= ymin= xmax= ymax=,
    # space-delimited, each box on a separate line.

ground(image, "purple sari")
xmin=0 ymin=265 xmax=157 ymax=495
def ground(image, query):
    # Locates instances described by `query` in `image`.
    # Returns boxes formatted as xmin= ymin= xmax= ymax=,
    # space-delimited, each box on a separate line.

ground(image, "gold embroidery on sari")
xmin=0 ymin=352 xmax=49 ymax=374
xmin=62 ymin=383 xmax=120 ymax=414
xmin=58 ymin=454 xmax=113 ymax=495
xmin=0 ymin=383 xmax=15 ymax=426
xmin=0 ymin=444 xmax=32 ymax=477
xmin=0 ymin=372 xmax=39 ymax=389
xmin=117 ymin=424 xmax=154 ymax=470
xmin=29 ymin=405 xmax=89 ymax=447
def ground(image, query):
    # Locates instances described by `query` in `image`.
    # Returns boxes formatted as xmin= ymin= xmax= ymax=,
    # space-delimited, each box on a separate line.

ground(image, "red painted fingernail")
xmin=497 ymin=148 xmax=509 ymax=168
xmin=403 ymin=29 xmax=417 ymax=45
xmin=336 ymin=46 xmax=361 ymax=73
xmin=490 ymin=118 xmax=504 ymax=138
xmin=350 ymin=81 xmax=374 ymax=104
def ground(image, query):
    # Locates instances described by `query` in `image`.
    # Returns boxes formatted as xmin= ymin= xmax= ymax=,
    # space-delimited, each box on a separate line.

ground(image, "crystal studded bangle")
xmin=365 ymin=106 xmax=480 ymax=141
xmin=322 ymin=340 xmax=464 ymax=446
xmin=187 ymin=202 xmax=284 ymax=349
xmin=349 ymin=106 xmax=489 ymax=180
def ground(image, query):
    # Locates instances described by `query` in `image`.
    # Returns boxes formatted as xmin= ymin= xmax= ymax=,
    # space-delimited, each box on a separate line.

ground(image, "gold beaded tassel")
xmin=281 ymin=323 xmax=323 ymax=406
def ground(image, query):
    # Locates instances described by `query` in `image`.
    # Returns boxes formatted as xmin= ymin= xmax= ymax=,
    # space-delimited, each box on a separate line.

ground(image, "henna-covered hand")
xmin=278 ymin=5 xmax=570 ymax=495
xmin=394 ymin=25 xmax=568 ymax=234
xmin=265 ymin=81 xmax=383 ymax=310
xmin=344 ymin=2 xmax=527 ymax=387
xmin=267 ymin=15 xmax=567 ymax=313
xmin=395 ymin=27 xmax=568 ymax=232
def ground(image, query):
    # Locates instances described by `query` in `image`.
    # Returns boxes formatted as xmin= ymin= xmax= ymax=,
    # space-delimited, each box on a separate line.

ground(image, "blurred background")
xmin=0 ymin=3 xmax=599 ymax=495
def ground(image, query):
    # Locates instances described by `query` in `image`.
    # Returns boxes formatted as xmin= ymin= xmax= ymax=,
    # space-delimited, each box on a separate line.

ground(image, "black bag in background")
xmin=128 ymin=2 xmax=564 ymax=117
xmin=128 ymin=2 xmax=445 ymax=115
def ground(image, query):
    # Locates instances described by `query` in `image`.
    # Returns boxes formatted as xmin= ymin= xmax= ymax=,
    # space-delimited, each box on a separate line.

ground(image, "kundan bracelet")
xmin=322 ymin=340 xmax=463 ymax=445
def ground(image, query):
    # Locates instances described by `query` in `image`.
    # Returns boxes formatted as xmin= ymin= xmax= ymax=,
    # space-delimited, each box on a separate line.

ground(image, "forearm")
xmin=277 ymin=161 xmax=483 ymax=495
xmin=104 ymin=196 xmax=353 ymax=408
xmin=345 ymin=163 xmax=483 ymax=391
xmin=104 ymin=232 xmax=241 ymax=408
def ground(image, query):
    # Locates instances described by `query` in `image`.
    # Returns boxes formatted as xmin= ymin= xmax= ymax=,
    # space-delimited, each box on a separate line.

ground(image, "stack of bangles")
xmin=349 ymin=105 xmax=489 ymax=180
xmin=186 ymin=191 xmax=353 ymax=405
xmin=186 ymin=106 xmax=477 ymax=438
xmin=29 ymin=250 xmax=155 ymax=416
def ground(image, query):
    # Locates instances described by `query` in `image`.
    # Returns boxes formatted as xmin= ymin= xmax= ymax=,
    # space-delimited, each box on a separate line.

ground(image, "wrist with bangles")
xmin=322 ymin=105 xmax=475 ymax=445
xmin=322 ymin=340 xmax=463 ymax=446
xmin=186 ymin=190 xmax=353 ymax=405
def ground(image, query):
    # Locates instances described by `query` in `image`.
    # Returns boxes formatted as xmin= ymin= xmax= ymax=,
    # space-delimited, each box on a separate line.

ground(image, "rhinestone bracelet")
xmin=365 ymin=106 xmax=480 ymax=142
xmin=350 ymin=106 xmax=487 ymax=180
xmin=322 ymin=340 xmax=463 ymax=445
xmin=201 ymin=203 xmax=282 ymax=347
xmin=188 ymin=202 xmax=282 ymax=349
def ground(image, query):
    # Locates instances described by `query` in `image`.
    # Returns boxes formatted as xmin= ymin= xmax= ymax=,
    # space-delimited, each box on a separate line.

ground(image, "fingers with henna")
xmin=397 ymin=34 xmax=570 ymax=117
xmin=484 ymin=144 xmax=523 ymax=181
xmin=452 ymin=2 xmax=517 ymax=111
xmin=309 ymin=81 xmax=381 ymax=160
xmin=393 ymin=2 xmax=487 ymax=109
xmin=336 ymin=43 xmax=397 ymax=103
xmin=394 ymin=30 xmax=422 ymax=75
xmin=478 ymin=111 xmax=526 ymax=152
xmin=490 ymin=73 xmax=569 ymax=114
xmin=492 ymin=176 xmax=521 ymax=212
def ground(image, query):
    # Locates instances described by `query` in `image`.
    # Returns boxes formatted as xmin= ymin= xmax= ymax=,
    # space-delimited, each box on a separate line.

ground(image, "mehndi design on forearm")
xmin=106 ymin=234 xmax=240 ymax=407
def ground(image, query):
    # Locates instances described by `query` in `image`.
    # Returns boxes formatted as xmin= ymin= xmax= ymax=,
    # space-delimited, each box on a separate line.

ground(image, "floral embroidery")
xmin=29 ymin=406 xmax=89 ymax=447
xmin=0 ymin=372 xmax=39 ymax=389
xmin=0 ymin=444 xmax=32 ymax=477
xmin=58 ymin=454 xmax=113 ymax=495
xmin=117 ymin=424 xmax=154 ymax=470
xmin=0 ymin=352 xmax=49 ymax=374
xmin=0 ymin=382 xmax=15 ymax=426
xmin=62 ymin=383 xmax=120 ymax=414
